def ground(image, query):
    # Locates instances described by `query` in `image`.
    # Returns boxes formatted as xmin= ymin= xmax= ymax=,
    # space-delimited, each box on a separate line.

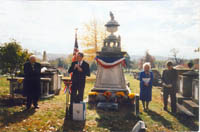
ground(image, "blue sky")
xmin=0 ymin=0 xmax=199 ymax=59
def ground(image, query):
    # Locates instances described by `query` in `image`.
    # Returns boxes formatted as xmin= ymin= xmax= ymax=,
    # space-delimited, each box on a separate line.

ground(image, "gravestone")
xmin=151 ymin=69 xmax=161 ymax=86
xmin=192 ymin=79 xmax=199 ymax=104
xmin=174 ymin=68 xmax=190 ymax=92
xmin=40 ymin=51 xmax=62 ymax=96
xmin=7 ymin=51 xmax=62 ymax=98
xmin=7 ymin=77 xmax=52 ymax=98
xmin=176 ymin=70 xmax=199 ymax=116
xmin=179 ymin=70 xmax=198 ymax=97
xmin=40 ymin=51 xmax=50 ymax=67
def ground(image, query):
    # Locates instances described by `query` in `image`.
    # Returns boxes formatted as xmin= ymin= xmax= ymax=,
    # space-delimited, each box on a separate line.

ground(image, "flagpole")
xmin=73 ymin=28 xmax=78 ymax=56
xmin=75 ymin=28 xmax=78 ymax=47
xmin=75 ymin=28 xmax=78 ymax=36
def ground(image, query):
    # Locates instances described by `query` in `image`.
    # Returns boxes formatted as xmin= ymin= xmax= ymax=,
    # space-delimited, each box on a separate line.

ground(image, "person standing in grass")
xmin=23 ymin=55 xmax=41 ymax=110
xmin=68 ymin=52 xmax=90 ymax=118
xmin=139 ymin=62 xmax=153 ymax=111
xmin=162 ymin=61 xmax=177 ymax=114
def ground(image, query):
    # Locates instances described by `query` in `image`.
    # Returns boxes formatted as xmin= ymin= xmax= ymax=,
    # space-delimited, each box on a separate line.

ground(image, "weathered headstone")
xmin=192 ymin=79 xmax=199 ymax=104
xmin=40 ymin=51 xmax=50 ymax=67
xmin=176 ymin=69 xmax=199 ymax=116
xmin=179 ymin=70 xmax=198 ymax=97
xmin=40 ymin=51 xmax=62 ymax=96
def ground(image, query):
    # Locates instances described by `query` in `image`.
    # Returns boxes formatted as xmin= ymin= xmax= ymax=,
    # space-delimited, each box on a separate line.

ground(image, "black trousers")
xmin=163 ymin=88 xmax=176 ymax=113
xmin=26 ymin=95 xmax=39 ymax=108
xmin=69 ymin=79 xmax=85 ymax=115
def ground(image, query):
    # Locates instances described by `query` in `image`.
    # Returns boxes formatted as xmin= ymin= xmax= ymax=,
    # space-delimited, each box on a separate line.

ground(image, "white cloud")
xmin=0 ymin=0 xmax=199 ymax=59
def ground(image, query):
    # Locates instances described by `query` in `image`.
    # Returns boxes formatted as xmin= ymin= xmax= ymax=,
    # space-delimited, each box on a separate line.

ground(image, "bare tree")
xmin=138 ymin=50 xmax=155 ymax=70
xmin=170 ymin=48 xmax=183 ymax=65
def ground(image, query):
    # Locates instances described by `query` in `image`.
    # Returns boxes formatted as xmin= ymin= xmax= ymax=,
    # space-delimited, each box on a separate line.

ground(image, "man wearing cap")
xmin=162 ymin=61 xmax=178 ymax=114
xmin=23 ymin=55 xmax=41 ymax=110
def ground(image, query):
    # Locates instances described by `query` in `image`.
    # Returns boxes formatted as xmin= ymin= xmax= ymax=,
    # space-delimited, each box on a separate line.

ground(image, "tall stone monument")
xmin=92 ymin=12 xmax=130 ymax=94
xmin=40 ymin=51 xmax=50 ymax=67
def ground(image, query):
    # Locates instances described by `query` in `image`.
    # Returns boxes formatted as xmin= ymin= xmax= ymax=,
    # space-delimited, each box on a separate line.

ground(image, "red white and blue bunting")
xmin=95 ymin=56 xmax=126 ymax=68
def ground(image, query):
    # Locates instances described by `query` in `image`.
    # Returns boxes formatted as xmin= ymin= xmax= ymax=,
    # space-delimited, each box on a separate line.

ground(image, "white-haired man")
xmin=23 ymin=55 xmax=41 ymax=110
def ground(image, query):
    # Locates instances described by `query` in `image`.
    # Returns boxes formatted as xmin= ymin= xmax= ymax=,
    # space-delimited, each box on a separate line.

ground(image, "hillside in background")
xmin=130 ymin=55 xmax=169 ymax=61
xmin=33 ymin=51 xmax=68 ymax=61
xmin=32 ymin=51 xmax=194 ymax=62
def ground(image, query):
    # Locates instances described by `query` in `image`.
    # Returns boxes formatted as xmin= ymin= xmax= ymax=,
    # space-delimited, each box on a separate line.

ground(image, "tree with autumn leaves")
xmin=80 ymin=18 xmax=106 ymax=63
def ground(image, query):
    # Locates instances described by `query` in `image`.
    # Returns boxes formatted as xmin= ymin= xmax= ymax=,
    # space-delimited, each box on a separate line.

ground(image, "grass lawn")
xmin=0 ymin=74 xmax=199 ymax=132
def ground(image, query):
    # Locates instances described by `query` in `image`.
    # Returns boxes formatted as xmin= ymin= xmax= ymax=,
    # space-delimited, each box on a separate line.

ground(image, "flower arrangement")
xmin=128 ymin=93 xmax=135 ymax=99
xmin=103 ymin=91 xmax=112 ymax=98
xmin=116 ymin=92 xmax=125 ymax=97
xmin=17 ymin=78 xmax=23 ymax=84
xmin=88 ymin=91 xmax=137 ymax=103
xmin=88 ymin=92 xmax=98 ymax=96
xmin=88 ymin=92 xmax=99 ymax=103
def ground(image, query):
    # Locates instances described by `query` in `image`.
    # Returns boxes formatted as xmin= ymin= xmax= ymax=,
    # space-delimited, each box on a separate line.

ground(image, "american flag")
xmin=64 ymin=29 xmax=79 ymax=94
xmin=72 ymin=28 xmax=79 ymax=58
xmin=64 ymin=80 xmax=72 ymax=94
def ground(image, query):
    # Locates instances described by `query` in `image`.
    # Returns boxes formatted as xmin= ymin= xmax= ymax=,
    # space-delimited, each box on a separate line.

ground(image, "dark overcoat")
xmin=68 ymin=61 xmax=90 ymax=82
xmin=68 ymin=61 xmax=90 ymax=90
xmin=23 ymin=61 xmax=41 ymax=97
xmin=162 ymin=68 xmax=178 ymax=93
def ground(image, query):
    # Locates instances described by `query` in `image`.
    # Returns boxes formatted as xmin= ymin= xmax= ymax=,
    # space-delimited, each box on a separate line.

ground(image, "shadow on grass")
xmin=39 ymin=96 xmax=55 ymax=102
xmin=95 ymin=104 xmax=139 ymax=132
xmin=0 ymin=108 xmax=35 ymax=128
xmin=58 ymin=107 xmax=85 ymax=132
xmin=171 ymin=113 xmax=199 ymax=131
xmin=0 ymin=95 xmax=26 ymax=107
xmin=146 ymin=110 xmax=173 ymax=129
xmin=87 ymin=103 xmax=97 ymax=110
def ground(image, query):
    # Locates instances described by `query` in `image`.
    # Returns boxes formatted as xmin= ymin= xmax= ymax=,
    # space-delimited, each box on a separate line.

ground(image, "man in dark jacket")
xmin=162 ymin=61 xmax=178 ymax=113
xmin=68 ymin=52 xmax=90 ymax=117
xmin=23 ymin=55 xmax=41 ymax=110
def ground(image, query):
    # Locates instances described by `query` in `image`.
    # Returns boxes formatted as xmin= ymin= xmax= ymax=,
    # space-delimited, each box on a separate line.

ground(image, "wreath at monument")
xmin=88 ymin=91 xmax=136 ymax=104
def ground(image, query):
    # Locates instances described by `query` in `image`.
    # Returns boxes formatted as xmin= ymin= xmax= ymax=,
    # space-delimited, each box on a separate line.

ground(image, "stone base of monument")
xmin=88 ymin=91 xmax=133 ymax=104
xmin=97 ymin=102 xmax=118 ymax=111
xmin=88 ymin=92 xmax=140 ymax=116
xmin=91 ymin=87 xmax=131 ymax=93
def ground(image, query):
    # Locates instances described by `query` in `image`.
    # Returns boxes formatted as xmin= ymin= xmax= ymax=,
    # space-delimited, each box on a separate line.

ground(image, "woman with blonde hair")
xmin=139 ymin=62 xmax=153 ymax=111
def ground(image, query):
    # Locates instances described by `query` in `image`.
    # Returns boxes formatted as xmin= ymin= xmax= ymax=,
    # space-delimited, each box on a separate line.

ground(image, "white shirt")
xmin=78 ymin=60 xmax=83 ymax=66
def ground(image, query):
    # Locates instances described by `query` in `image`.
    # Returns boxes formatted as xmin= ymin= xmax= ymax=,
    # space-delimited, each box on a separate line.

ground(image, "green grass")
xmin=0 ymin=75 xmax=199 ymax=132
xmin=0 ymin=77 xmax=9 ymax=96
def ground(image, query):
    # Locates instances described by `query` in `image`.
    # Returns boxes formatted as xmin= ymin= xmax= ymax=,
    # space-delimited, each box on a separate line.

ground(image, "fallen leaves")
xmin=0 ymin=76 xmax=199 ymax=132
